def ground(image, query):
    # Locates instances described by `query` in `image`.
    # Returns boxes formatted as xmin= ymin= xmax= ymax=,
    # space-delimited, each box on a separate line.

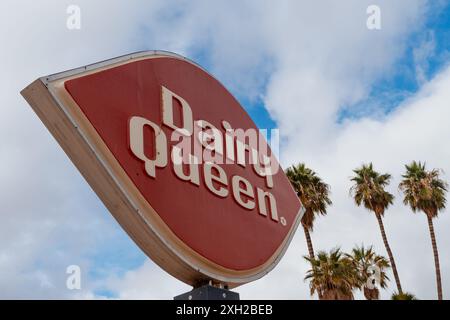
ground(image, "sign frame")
xmin=21 ymin=51 xmax=304 ymax=288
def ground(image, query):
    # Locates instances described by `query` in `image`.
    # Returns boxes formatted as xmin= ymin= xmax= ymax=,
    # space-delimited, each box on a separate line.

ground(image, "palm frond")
xmin=399 ymin=161 xmax=448 ymax=218
xmin=349 ymin=163 xmax=394 ymax=216
xmin=286 ymin=163 xmax=332 ymax=230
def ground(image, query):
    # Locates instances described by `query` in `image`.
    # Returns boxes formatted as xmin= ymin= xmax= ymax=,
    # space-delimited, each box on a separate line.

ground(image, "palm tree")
xmin=286 ymin=163 xmax=332 ymax=259
xmin=391 ymin=292 xmax=417 ymax=300
xmin=346 ymin=245 xmax=390 ymax=300
xmin=304 ymin=248 xmax=359 ymax=300
xmin=350 ymin=163 xmax=403 ymax=294
xmin=399 ymin=161 xmax=448 ymax=300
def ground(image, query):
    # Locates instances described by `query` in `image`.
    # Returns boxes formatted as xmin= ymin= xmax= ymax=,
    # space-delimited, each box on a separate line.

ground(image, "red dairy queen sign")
xmin=21 ymin=51 xmax=303 ymax=287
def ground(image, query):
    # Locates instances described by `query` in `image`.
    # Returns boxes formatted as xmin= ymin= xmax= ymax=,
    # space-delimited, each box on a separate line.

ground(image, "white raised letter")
xmin=234 ymin=128 xmax=258 ymax=167
xmin=172 ymin=146 xmax=200 ymax=186
xmin=257 ymin=188 xmax=279 ymax=222
xmin=232 ymin=175 xmax=255 ymax=210
xmin=204 ymin=163 xmax=228 ymax=197
xmin=195 ymin=120 xmax=224 ymax=164
xmin=129 ymin=116 xmax=167 ymax=178
xmin=162 ymin=86 xmax=193 ymax=136
xmin=252 ymin=149 xmax=274 ymax=188
xmin=222 ymin=120 xmax=235 ymax=164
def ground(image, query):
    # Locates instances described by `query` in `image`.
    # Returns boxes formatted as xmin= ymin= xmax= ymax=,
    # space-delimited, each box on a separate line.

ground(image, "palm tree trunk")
xmin=427 ymin=215 xmax=443 ymax=300
xmin=375 ymin=212 xmax=403 ymax=294
xmin=303 ymin=226 xmax=315 ymax=259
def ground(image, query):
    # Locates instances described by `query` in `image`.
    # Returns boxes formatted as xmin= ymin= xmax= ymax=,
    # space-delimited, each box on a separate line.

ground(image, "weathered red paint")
xmin=62 ymin=56 xmax=301 ymax=272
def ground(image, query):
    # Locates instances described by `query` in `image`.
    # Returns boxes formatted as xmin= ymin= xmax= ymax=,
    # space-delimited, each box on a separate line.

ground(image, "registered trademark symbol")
xmin=280 ymin=217 xmax=287 ymax=226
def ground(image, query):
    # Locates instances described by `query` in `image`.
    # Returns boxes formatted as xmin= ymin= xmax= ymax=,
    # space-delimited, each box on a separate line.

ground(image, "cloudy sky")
xmin=0 ymin=0 xmax=449 ymax=299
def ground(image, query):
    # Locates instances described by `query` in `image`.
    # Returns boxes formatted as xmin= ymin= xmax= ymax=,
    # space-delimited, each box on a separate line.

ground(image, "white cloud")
xmin=241 ymin=62 xmax=450 ymax=300
xmin=0 ymin=0 xmax=156 ymax=298
xmin=413 ymin=31 xmax=436 ymax=85
xmin=103 ymin=261 xmax=190 ymax=299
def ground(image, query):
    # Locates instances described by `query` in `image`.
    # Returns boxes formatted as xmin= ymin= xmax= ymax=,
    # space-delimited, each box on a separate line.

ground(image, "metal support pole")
xmin=174 ymin=281 xmax=240 ymax=300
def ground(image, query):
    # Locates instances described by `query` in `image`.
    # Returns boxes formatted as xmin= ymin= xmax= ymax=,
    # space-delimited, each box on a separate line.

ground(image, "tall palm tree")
xmin=399 ymin=161 xmax=448 ymax=300
xmin=346 ymin=245 xmax=390 ymax=300
xmin=350 ymin=163 xmax=403 ymax=294
xmin=286 ymin=163 xmax=332 ymax=259
xmin=304 ymin=248 xmax=359 ymax=300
